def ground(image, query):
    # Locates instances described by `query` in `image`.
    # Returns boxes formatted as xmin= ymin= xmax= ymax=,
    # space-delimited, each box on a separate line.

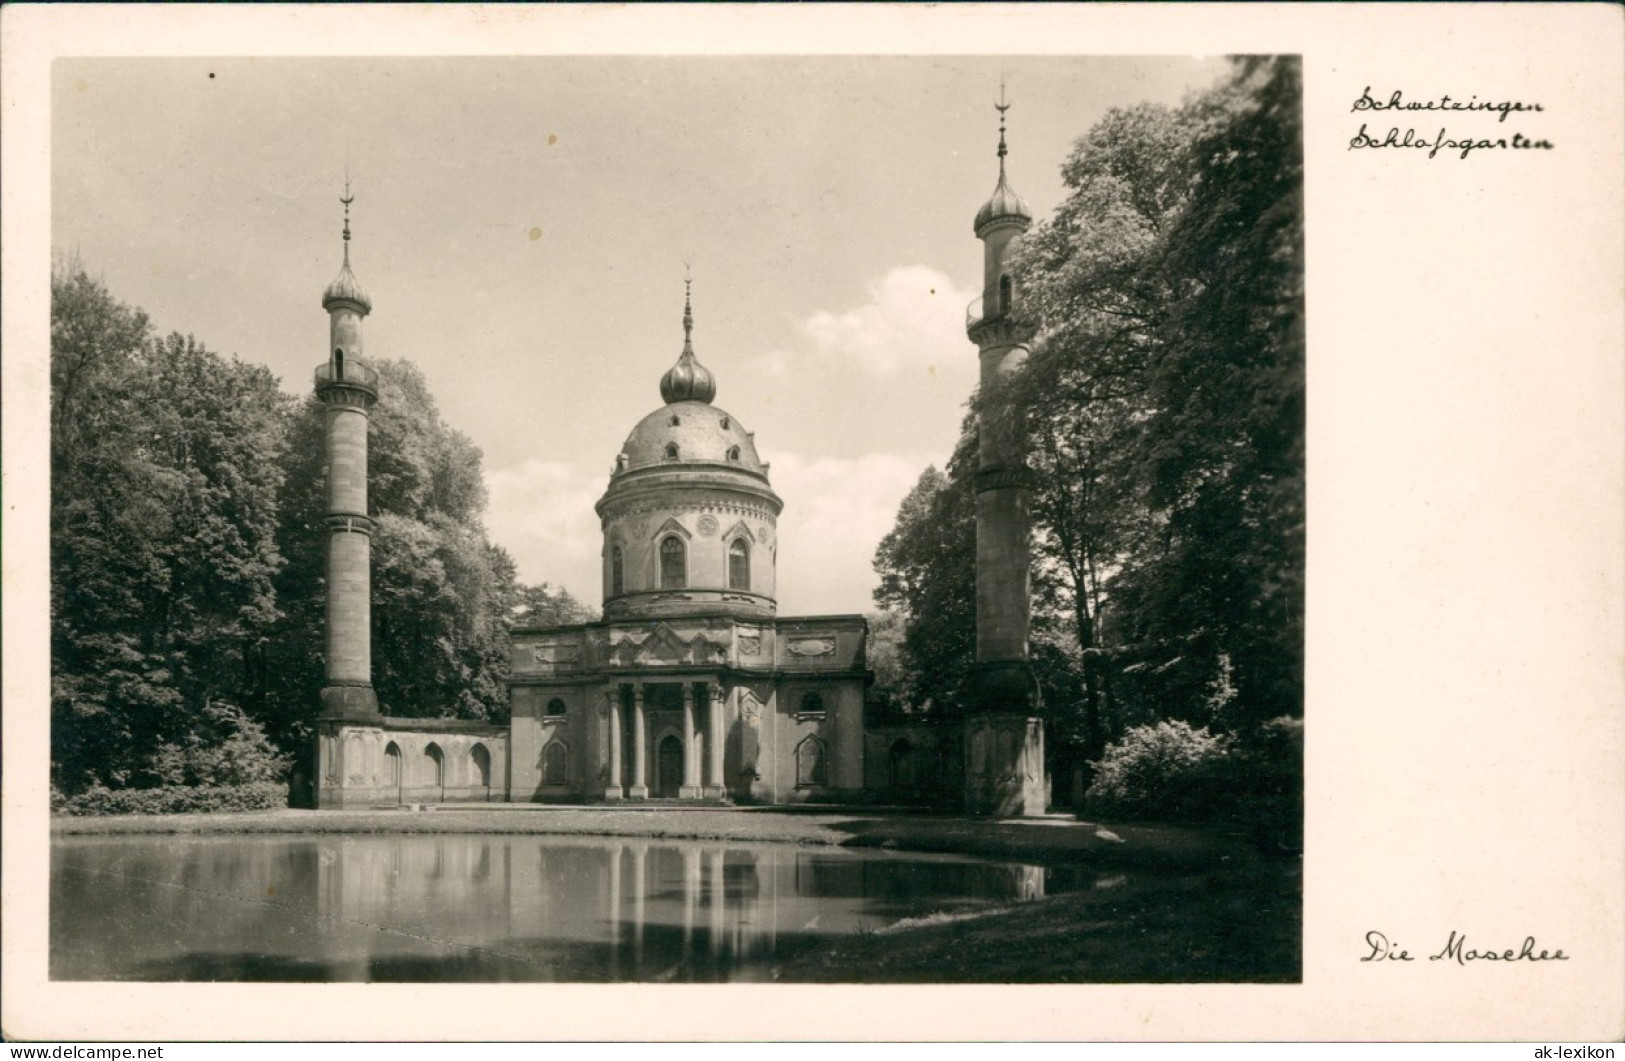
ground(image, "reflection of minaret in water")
xmin=964 ymin=84 xmax=1046 ymax=817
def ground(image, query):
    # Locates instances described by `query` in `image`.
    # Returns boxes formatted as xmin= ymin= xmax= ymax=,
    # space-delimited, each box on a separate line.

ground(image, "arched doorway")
xmin=889 ymin=738 xmax=915 ymax=793
xmin=471 ymin=743 xmax=492 ymax=801
xmin=655 ymin=734 xmax=684 ymax=798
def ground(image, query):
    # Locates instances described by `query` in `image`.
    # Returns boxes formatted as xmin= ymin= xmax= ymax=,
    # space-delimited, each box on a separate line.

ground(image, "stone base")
xmin=628 ymin=785 xmax=649 ymax=799
xmin=964 ymin=712 xmax=1046 ymax=817
xmin=604 ymin=787 xmax=626 ymax=801
xmin=679 ymin=784 xmax=703 ymax=799
xmin=702 ymin=784 xmax=727 ymax=799
xmin=319 ymin=683 xmax=381 ymax=721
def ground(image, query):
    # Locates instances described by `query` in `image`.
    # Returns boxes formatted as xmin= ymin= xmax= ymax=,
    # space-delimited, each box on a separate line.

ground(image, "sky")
xmin=52 ymin=55 xmax=1229 ymax=616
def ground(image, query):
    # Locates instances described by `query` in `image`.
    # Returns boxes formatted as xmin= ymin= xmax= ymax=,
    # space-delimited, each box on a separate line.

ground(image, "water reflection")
xmin=52 ymin=834 xmax=1073 ymax=982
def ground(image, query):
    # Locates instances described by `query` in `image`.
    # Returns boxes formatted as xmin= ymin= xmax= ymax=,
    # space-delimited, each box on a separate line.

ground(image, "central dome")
xmin=616 ymin=400 xmax=766 ymax=478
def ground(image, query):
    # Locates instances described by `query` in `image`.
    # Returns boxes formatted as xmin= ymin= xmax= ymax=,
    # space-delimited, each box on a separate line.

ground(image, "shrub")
xmin=1085 ymin=720 xmax=1232 ymax=823
xmin=147 ymin=701 xmax=290 ymax=788
xmin=53 ymin=781 xmax=287 ymax=817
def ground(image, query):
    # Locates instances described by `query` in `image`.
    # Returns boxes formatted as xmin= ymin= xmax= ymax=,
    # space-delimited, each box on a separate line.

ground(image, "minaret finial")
xmin=340 ymin=169 xmax=354 ymax=266
xmin=995 ymin=75 xmax=1010 ymax=169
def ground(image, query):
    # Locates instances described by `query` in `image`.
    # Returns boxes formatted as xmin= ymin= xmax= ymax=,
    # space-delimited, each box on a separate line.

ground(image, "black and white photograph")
xmin=41 ymin=49 xmax=1305 ymax=987
xmin=3 ymin=3 xmax=1621 ymax=1044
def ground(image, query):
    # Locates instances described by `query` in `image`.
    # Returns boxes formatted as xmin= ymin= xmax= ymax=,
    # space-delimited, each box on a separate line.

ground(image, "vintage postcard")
xmin=2 ymin=3 xmax=1620 ymax=1043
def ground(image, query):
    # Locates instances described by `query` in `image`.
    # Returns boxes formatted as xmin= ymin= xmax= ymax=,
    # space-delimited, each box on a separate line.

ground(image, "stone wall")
xmin=315 ymin=718 xmax=509 ymax=808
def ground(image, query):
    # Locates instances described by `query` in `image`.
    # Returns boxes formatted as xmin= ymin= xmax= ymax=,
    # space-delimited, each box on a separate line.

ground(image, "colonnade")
xmin=603 ymin=680 xmax=728 ymax=800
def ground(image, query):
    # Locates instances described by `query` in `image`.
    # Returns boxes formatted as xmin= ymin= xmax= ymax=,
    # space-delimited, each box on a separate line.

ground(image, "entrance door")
xmin=655 ymin=735 xmax=684 ymax=798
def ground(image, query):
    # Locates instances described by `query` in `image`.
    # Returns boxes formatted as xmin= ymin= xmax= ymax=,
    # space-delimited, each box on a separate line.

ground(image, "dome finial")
xmin=682 ymin=260 xmax=694 ymax=354
xmin=660 ymin=268 xmax=716 ymax=405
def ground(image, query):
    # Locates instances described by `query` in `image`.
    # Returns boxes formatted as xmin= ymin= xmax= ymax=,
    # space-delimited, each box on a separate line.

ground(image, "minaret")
xmin=315 ymin=182 xmax=380 ymax=725
xmin=964 ymin=88 xmax=1045 ymax=816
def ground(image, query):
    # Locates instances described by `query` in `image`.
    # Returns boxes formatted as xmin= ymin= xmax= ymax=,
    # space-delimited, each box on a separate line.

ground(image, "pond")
xmin=52 ymin=833 xmax=1097 ymax=982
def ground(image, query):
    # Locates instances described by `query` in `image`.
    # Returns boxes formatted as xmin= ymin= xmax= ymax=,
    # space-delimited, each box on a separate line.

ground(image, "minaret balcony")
xmin=965 ymin=289 xmax=1033 ymax=343
xmin=315 ymin=359 xmax=379 ymax=401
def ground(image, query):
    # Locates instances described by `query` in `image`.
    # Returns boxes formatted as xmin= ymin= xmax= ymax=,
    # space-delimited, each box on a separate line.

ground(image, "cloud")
xmin=763 ymin=449 xmax=935 ymax=617
xmin=753 ymin=264 xmax=978 ymax=379
xmin=485 ymin=459 xmax=605 ymax=599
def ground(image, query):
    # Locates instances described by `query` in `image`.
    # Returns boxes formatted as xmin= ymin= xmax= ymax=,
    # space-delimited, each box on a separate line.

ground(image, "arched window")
xmin=664 ymin=442 xmax=679 ymax=460
xmin=726 ymin=445 xmax=741 ymax=462
xmin=998 ymin=274 xmax=1013 ymax=316
xmin=610 ymin=546 xmax=624 ymax=597
xmin=546 ymin=697 xmax=567 ymax=717
xmin=670 ymin=414 xmax=681 ymax=426
xmin=660 ymin=536 xmax=686 ymax=589
xmin=541 ymin=740 xmax=569 ymax=785
xmin=334 ymin=349 xmax=345 ymax=380
xmin=471 ymin=744 xmax=492 ymax=792
xmin=795 ymin=735 xmax=828 ymax=787
xmin=384 ymin=742 xmax=403 ymax=792
xmin=728 ymin=538 xmax=750 ymax=591
xmin=720 ymin=416 xmax=730 ymax=430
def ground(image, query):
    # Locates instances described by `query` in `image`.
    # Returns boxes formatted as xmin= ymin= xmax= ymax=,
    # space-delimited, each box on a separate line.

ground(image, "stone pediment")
xmin=609 ymin=622 xmax=729 ymax=667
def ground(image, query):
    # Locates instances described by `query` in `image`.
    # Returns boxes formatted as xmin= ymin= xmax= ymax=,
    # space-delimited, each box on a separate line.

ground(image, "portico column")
xmin=704 ymin=684 xmax=727 ymax=799
xmin=603 ymin=686 xmax=624 ymax=801
xmin=680 ymin=683 xmax=702 ymax=798
xmin=629 ymin=683 xmax=649 ymax=799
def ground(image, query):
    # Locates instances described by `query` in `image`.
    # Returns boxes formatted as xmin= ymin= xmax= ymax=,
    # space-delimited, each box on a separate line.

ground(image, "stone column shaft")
xmin=680 ymin=684 xmax=702 ymax=798
xmin=704 ymin=685 xmax=727 ymax=798
xmin=629 ymin=684 xmax=649 ymax=799
xmin=604 ymin=686 xmax=624 ymax=800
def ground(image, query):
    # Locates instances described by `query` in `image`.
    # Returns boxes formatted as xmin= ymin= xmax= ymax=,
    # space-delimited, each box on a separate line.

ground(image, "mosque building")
xmin=310 ymin=103 xmax=1045 ymax=814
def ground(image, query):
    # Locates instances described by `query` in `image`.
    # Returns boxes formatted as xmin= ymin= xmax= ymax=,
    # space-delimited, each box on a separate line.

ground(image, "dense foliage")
xmin=873 ymin=57 xmax=1304 ymax=811
xmin=49 ymin=264 xmax=592 ymax=802
xmin=51 ymin=781 xmax=290 ymax=817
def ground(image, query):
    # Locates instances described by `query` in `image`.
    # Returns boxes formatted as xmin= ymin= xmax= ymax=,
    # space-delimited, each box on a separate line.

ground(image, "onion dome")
xmin=322 ymin=258 xmax=371 ymax=314
xmin=658 ymin=278 xmax=715 ymax=404
xmin=974 ymin=167 xmax=1032 ymax=235
xmin=973 ymin=97 xmax=1033 ymax=236
xmin=322 ymin=187 xmax=372 ymax=314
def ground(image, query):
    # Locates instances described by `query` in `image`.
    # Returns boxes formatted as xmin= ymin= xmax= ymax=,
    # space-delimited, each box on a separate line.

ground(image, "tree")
xmin=511 ymin=580 xmax=597 ymax=629
xmin=872 ymin=426 xmax=979 ymax=718
xmin=1135 ymin=56 xmax=1305 ymax=733
xmin=51 ymin=267 xmax=293 ymax=792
